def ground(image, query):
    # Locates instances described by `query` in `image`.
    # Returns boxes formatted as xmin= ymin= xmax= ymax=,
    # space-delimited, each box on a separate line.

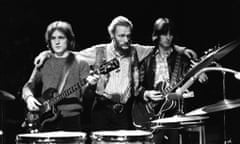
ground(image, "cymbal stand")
xmin=217 ymin=62 xmax=232 ymax=144
xmin=222 ymin=71 xmax=232 ymax=144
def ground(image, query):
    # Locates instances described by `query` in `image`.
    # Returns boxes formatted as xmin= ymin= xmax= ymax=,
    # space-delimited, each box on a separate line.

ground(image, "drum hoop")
xmin=91 ymin=133 xmax=153 ymax=142
xmin=16 ymin=136 xmax=86 ymax=143
xmin=152 ymin=120 xmax=205 ymax=130
xmin=16 ymin=132 xmax=87 ymax=143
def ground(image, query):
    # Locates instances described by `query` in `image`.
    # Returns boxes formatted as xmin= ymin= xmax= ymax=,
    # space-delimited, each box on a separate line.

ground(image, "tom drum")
xmin=90 ymin=130 xmax=153 ymax=144
xmin=16 ymin=131 xmax=86 ymax=144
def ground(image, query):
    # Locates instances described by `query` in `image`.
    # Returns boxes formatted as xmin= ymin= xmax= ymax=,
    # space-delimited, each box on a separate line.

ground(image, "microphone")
xmin=176 ymin=67 xmax=240 ymax=94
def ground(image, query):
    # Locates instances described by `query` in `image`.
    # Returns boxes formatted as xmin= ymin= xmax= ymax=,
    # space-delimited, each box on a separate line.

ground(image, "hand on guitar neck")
xmin=86 ymin=71 xmax=100 ymax=86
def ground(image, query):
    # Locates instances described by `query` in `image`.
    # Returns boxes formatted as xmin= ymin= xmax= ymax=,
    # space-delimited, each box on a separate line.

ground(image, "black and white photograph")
xmin=1 ymin=0 xmax=240 ymax=144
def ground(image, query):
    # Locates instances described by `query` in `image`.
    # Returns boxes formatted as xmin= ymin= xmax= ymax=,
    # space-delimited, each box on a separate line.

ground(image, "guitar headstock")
xmin=98 ymin=58 xmax=120 ymax=74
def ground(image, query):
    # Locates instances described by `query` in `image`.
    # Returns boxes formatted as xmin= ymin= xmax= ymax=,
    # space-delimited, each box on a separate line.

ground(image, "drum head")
xmin=91 ymin=130 xmax=153 ymax=142
xmin=16 ymin=131 xmax=86 ymax=143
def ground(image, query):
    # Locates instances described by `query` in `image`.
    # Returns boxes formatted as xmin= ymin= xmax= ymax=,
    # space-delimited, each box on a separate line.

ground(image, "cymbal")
xmin=213 ymin=40 xmax=240 ymax=60
xmin=183 ymin=40 xmax=240 ymax=82
xmin=186 ymin=99 xmax=240 ymax=116
xmin=0 ymin=90 xmax=15 ymax=101
xmin=151 ymin=115 xmax=209 ymax=124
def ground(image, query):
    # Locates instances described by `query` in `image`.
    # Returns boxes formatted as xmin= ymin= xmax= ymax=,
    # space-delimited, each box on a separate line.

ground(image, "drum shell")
xmin=90 ymin=130 xmax=154 ymax=144
xmin=16 ymin=131 xmax=86 ymax=144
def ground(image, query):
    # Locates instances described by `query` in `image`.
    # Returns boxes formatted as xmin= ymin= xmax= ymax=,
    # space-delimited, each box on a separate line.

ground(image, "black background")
xmin=1 ymin=0 xmax=240 ymax=143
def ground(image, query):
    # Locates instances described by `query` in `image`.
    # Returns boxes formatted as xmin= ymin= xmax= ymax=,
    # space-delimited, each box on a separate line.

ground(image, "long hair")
xmin=45 ymin=21 xmax=76 ymax=52
xmin=152 ymin=18 xmax=174 ymax=44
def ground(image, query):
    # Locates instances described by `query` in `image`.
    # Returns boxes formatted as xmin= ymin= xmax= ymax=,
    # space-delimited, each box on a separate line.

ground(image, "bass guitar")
xmin=22 ymin=58 xmax=119 ymax=132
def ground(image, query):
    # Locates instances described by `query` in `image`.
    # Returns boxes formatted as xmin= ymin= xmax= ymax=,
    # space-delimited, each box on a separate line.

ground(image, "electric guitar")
xmin=22 ymin=58 xmax=119 ymax=132
xmin=132 ymin=50 xmax=215 ymax=130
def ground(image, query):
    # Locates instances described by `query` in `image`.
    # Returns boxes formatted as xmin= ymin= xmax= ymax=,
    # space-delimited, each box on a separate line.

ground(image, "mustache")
xmin=121 ymin=42 xmax=130 ymax=47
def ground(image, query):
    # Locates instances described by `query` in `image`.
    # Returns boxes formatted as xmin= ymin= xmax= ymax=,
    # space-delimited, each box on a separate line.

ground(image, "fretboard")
xmin=49 ymin=79 xmax=86 ymax=106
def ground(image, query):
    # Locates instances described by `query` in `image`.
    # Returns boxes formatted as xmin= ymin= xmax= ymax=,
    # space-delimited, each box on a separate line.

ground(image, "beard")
xmin=114 ymin=42 xmax=131 ymax=56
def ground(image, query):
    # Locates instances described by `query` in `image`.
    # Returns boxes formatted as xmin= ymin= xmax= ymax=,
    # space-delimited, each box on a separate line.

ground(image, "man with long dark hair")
xmin=134 ymin=17 xmax=208 ymax=144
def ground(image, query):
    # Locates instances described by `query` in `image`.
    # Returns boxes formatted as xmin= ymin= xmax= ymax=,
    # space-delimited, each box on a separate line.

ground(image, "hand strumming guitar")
xmin=26 ymin=96 xmax=42 ymax=111
xmin=143 ymin=90 xmax=165 ymax=102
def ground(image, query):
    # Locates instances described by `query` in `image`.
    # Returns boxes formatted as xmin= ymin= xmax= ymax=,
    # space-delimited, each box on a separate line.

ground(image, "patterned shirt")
xmin=154 ymin=48 xmax=173 ymax=88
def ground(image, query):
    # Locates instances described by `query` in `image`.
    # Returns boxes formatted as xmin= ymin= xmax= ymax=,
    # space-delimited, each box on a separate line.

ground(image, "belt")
xmin=96 ymin=96 xmax=125 ymax=114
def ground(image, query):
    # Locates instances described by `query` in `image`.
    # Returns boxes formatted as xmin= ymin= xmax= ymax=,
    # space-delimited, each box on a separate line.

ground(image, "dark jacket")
xmin=138 ymin=45 xmax=191 ymax=100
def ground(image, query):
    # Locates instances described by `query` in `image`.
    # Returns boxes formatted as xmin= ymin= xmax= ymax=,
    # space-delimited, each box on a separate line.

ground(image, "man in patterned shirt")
xmin=134 ymin=17 xmax=208 ymax=144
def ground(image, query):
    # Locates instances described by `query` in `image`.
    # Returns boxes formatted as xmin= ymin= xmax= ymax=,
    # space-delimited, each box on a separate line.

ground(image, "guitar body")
xmin=132 ymin=100 xmax=158 ymax=130
xmin=24 ymin=88 xmax=60 ymax=132
xmin=132 ymin=81 xmax=178 ymax=130
xmin=39 ymin=88 xmax=60 ymax=128
xmin=132 ymin=98 xmax=176 ymax=130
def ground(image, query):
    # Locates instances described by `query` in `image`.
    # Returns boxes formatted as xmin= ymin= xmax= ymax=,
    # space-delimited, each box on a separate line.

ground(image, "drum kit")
xmin=149 ymin=39 xmax=240 ymax=144
xmin=4 ymin=40 xmax=240 ymax=144
xmin=16 ymin=130 xmax=154 ymax=144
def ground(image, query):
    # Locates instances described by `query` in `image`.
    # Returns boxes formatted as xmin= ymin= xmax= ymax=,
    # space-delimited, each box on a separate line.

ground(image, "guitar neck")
xmin=49 ymin=80 xmax=85 ymax=106
xmin=161 ymin=51 xmax=213 ymax=96
xmin=47 ymin=58 xmax=119 ymax=106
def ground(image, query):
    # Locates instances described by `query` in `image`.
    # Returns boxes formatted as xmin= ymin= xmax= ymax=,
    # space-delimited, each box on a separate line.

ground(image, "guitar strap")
xmin=169 ymin=54 xmax=183 ymax=115
xmin=56 ymin=53 xmax=75 ymax=94
xmin=170 ymin=54 xmax=181 ymax=85
xmin=95 ymin=45 xmax=106 ymax=67
xmin=94 ymin=45 xmax=108 ymax=94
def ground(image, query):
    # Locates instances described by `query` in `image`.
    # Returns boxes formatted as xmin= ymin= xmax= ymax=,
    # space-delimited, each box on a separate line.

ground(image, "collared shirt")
xmin=154 ymin=48 xmax=173 ymax=88
xmin=96 ymin=42 xmax=132 ymax=104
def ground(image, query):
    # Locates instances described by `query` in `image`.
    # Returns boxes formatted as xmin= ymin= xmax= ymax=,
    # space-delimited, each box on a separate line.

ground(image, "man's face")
xmin=112 ymin=25 xmax=131 ymax=50
xmin=159 ymin=31 xmax=173 ymax=49
xmin=50 ymin=30 xmax=68 ymax=56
